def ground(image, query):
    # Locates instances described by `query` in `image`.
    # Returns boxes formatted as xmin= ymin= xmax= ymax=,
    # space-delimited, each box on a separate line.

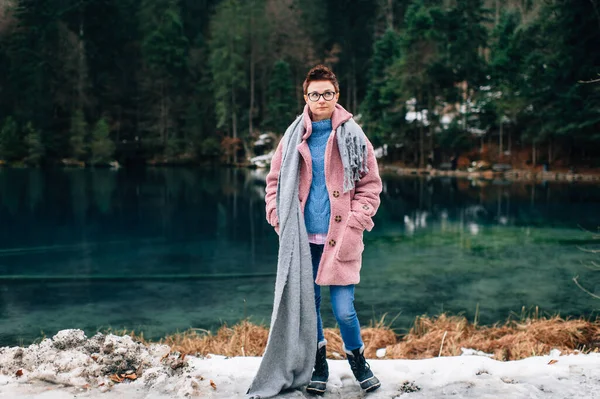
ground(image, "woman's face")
xmin=304 ymin=80 xmax=339 ymax=122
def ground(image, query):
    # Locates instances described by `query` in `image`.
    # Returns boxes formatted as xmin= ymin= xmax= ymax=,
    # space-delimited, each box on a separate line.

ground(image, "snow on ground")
xmin=1 ymin=329 xmax=599 ymax=399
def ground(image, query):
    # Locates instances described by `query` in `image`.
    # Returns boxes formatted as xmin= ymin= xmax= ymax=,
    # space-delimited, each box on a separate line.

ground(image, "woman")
xmin=247 ymin=65 xmax=382 ymax=398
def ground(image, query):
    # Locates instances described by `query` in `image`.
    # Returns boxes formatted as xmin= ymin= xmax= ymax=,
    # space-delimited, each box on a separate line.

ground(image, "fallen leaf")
xmin=82 ymin=384 xmax=91 ymax=389
xmin=210 ymin=380 xmax=217 ymax=390
xmin=110 ymin=374 xmax=124 ymax=383
xmin=98 ymin=383 xmax=105 ymax=387
xmin=548 ymin=359 xmax=558 ymax=365
xmin=124 ymin=373 xmax=137 ymax=380
xmin=15 ymin=369 xmax=23 ymax=377
xmin=160 ymin=352 xmax=170 ymax=362
xmin=170 ymin=359 xmax=185 ymax=370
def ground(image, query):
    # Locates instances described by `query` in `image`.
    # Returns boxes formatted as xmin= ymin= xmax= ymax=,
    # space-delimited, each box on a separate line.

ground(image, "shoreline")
xmin=4 ymin=314 xmax=600 ymax=361
xmin=2 ymin=161 xmax=600 ymax=183
xmin=1 ymin=319 xmax=600 ymax=398
xmin=381 ymin=164 xmax=600 ymax=183
xmin=4 ymin=312 xmax=600 ymax=360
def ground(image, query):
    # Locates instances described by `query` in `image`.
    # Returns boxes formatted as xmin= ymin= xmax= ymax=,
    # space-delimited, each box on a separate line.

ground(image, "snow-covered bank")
xmin=1 ymin=329 xmax=599 ymax=398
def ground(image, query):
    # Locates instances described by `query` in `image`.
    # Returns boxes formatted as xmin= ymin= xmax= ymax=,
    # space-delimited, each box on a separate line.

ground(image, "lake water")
xmin=0 ymin=167 xmax=599 ymax=346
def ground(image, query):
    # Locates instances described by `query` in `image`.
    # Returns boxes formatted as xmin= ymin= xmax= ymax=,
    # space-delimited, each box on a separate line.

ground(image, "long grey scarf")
xmin=337 ymin=118 xmax=369 ymax=193
xmin=247 ymin=114 xmax=368 ymax=399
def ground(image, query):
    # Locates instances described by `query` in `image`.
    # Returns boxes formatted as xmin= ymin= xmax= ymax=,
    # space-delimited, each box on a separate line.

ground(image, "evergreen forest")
xmin=0 ymin=0 xmax=598 ymax=168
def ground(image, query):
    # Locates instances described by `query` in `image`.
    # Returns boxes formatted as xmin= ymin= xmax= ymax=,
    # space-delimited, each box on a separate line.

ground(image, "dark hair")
xmin=302 ymin=64 xmax=339 ymax=94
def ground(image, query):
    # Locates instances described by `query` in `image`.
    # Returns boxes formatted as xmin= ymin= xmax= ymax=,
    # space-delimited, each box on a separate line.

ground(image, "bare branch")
xmin=576 ymin=246 xmax=600 ymax=254
xmin=578 ymin=74 xmax=600 ymax=84
xmin=573 ymin=276 xmax=600 ymax=300
xmin=577 ymin=224 xmax=600 ymax=235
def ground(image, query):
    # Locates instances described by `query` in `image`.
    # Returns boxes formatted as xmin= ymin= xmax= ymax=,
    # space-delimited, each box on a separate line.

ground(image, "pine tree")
xmin=361 ymin=28 xmax=402 ymax=147
xmin=24 ymin=122 xmax=45 ymax=166
xmin=489 ymin=9 xmax=526 ymax=157
xmin=208 ymin=0 xmax=248 ymax=154
xmin=518 ymin=0 xmax=600 ymax=164
xmin=0 ymin=117 xmax=23 ymax=162
xmin=4 ymin=1 xmax=57 ymax=152
xmin=139 ymin=0 xmax=189 ymax=155
xmin=264 ymin=60 xmax=296 ymax=134
xmin=387 ymin=0 xmax=446 ymax=166
xmin=182 ymin=29 xmax=216 ymax=161
xmin=70 ymin=109 xmax=88 ymax=162
xmin=90 ymin=118 xmax=115 ymax=165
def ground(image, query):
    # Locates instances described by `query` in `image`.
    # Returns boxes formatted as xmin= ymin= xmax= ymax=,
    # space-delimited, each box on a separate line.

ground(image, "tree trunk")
xmin=495 ymin=0 xmax=500 ymax=25
xmin=352 ymin=58 xmax=358 ymax=114
xmin=417 ymin=92 xmax=425 ymax=168
xmin=387 ymin=0 xmax=393 ymax=29
xmin=420 ymin=122 xmax=425 ymax=168
xmin=499 ymin=118 xmax=503 ymax=157
xmin=428 ymin=87 xmax=434 ymax=162
xmin=161 ymin=81 xmax=167 ymax=147
xmin=249 ymin=0 xmax=255 ymax=139
xmin=261 ymin=65 xmax=268 ymax=124
xmin=116 ymin=107 xmax=121 ymax=143
xmin=463 ymin=82 xmax=469 ymax=143
xmin=532 ymin=141 xmax=536 ymax=167
xmin=231 ymin=79 xmax=237 ymax=164
xmin=346 ymin=72 xmax=351 ymax=111
xmin=77 ymin=13 xmax=85 ymax=107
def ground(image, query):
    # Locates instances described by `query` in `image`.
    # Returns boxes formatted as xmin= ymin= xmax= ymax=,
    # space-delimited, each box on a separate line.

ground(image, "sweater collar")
xmin=302 ymin=103 xmax=353 ymax=141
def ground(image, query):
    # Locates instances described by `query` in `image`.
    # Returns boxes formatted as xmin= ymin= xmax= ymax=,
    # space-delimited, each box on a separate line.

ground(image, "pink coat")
xmin=265 ymin=104 xmax=382 ymax=286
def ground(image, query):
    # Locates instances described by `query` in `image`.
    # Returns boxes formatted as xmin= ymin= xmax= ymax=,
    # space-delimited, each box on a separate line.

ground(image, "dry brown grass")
xmin=159 ymin=321 xmax=270 ymax=357
xmin=385 ymin=314 xmax=600 ymax=361
xmin=114 ymin=314 xmax=600 ymax=361
xmin=321 ymin=326 xmax=397 ymax=359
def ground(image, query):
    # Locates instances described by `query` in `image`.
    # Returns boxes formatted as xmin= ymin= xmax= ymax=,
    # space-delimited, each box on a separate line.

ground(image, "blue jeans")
xmin=310 ymin=243 xmax=364 ymax=351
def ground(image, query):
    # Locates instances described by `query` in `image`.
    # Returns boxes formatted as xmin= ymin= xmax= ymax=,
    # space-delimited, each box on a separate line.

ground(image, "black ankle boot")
xmin=306 ymin=344 xmax=328 ymax=395
xmin=345 ymin=346 xmax=381 ymax=393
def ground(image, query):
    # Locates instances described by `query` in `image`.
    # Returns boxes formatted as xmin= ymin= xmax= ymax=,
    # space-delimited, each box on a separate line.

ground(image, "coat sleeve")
xmin=347 ymin=139 xmax=382 ymax=232
xmin=265 ymin=138 xmax=285 ymax=231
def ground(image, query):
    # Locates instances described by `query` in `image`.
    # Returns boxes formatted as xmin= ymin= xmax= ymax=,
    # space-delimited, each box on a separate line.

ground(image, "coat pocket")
xmin=335 ymin=214 xmax=365 ymax=262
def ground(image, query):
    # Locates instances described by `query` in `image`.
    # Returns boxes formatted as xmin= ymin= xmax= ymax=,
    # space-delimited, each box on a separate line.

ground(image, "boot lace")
xmin=350 ymin=350 xmax=371 ymax=374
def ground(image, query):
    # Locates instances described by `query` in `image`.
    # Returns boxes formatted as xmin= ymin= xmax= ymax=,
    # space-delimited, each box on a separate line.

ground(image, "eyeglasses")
xmin=307 ymin=91 xmax=337 ymax=102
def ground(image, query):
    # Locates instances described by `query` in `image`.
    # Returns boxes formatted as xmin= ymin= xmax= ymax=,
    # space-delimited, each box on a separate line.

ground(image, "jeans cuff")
xmin=343 ymin=343 xmax=365 ymax=355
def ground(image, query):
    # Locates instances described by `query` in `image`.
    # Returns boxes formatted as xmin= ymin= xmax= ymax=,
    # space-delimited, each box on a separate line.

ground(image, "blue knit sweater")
xmin=304 ymin=119 xmax=332 ymax=234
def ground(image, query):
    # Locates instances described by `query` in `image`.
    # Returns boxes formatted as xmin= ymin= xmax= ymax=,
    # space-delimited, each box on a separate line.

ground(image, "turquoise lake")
xmin=0 ymin=167 xmax=599 ymax=346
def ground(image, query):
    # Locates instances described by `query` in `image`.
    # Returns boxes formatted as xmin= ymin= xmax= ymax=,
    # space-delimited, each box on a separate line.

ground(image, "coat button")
xmin=329 ymin=239 xmax=336 ymax=247
xmin=332 ymin=191 xmax=340 ymax=198
xmin=362 ymin=204 xmax=369 ymax=210
xmin=334 ymin=215 xmax=342 ymax=222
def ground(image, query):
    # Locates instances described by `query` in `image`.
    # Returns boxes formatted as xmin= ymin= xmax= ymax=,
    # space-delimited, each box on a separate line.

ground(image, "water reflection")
xmin=378 ymin=175 xmax=600 ymax=234
xmin=0 ymin=168 xmax=598 ymax=346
